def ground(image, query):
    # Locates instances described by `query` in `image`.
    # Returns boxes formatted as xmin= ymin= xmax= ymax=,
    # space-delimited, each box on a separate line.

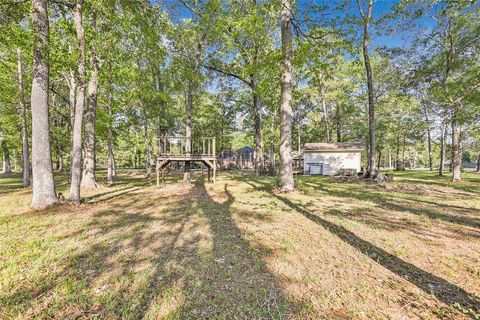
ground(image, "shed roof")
xmin=303 ymin=142 xmax=363 ymax=152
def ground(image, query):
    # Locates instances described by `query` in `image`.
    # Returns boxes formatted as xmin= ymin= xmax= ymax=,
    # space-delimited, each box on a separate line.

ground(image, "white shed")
xmin=303 ymin=142 xmax=363 ymax=176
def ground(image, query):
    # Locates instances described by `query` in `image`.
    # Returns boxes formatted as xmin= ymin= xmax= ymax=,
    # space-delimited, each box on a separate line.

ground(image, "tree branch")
xmin=49 ymin=85 xmax=71 ymax=107
xmin=201 ymin=63 xmax=252 ymax=87
xmin=0 ymin=59 xmax=15 ymax=75
xmin=50 ymin=0 xmax=74 ymax=9
xmin=178 ymin=0 xmax=201 ymax=17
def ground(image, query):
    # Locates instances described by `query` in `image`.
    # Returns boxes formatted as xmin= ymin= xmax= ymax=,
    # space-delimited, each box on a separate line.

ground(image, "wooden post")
xmin=203 ymin=138 xmax=206 ymax=155
xmin=208 ymin=166 xmax=211 ymax=182
xmin=156 ymin=167 xmax=160 ymax=187
xmin=213 ymin=160 xmax=216 ymax=184
xmin=212 ymin=138 xmax=216 ymax=157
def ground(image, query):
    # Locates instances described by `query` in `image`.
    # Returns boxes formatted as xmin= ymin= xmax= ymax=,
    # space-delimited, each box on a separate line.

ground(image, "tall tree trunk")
xmin=17 ymin=48 xmax=30 ymax=185
xmin=427 ymin=123 xmax=433 ymax=171
xmin=155 ymin=77 xmax=163 ymax=159
xmin=81 ymin=14 xmax=99 ymax=188
xmin=142 ymin=103 xmax=153 ymax=177
xmin=157 ymin=114 xmax=163 ymax=158
xmin=395 ymin=135 xmax=401 ymax=171
xmin=67 ymin=45 xmax=76 ymax=130
xmin=134 ymin=129 xmax=139 ymax=168
xmin=358 ymin=0 xmax=376 ymax=177
xmin=439 ymin=122 xmax=446 ymax=176
xmin=67 ymin=45 xmax=76 ymax=172
xmin=56 ymin=142 xmax=64 ymax=172
xmin=183 ymin=81 xmax=193 ymax=183
xmin=182 ymin=40 xmax=203 ymax=183
xmin=451 ymin=109 xmax=461 ymax=181
xmin=335 ymin=103 xmax=342 ymax=142
xmin=297 ymin=122 xmax=301 ymax=155
xmin=107 ymin=82 xmax=114 ymax=185
xmin=68 ymin=69 xmax=76 ymax=130
xmin=388 ymin=148 xmax=392 ymax=169
xmin=1 ymin=139 xmax=11 ymax=174
xmin=69 ymin=0 xmax=86 ymax=203
xmin=377 ymin=148 xmax=382 ymax=170
xmin=249 ymin=0 xmax=264 ymax=176
xmin=476 ymin=152 xmax=480 ymax=172
xmin=252 ymin=85 xmax=264 ymax=175
xmin=279 ymin=0 xmax=294 ymax=191
xmin=112 ymin=156 xmax=116 ymax=176
xmin=320 ymin=84 xmax=330 ymax=143
xmin=31 ymin=0 xmax=57 ymax=209
xmin=269 ymin=110 xmax=275 ymax=174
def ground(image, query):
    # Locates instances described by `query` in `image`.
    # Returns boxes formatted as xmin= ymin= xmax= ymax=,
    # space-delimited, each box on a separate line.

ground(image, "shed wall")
xmin=304 ymin=151 xmax=361 ymax=175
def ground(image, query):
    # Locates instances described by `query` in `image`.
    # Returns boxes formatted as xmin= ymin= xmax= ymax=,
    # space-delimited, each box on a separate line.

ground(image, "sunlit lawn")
xmin=1 ymin=169 xmax=479 ymax=319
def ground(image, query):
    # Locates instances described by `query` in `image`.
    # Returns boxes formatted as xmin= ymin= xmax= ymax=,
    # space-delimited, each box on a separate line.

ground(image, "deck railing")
xmin=158 ymin=136 xmax=216 ymax=157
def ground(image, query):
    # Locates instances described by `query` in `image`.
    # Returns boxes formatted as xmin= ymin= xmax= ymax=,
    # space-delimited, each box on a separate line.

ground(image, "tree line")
xmin=0 ymin=0 xmax=479 ymax=208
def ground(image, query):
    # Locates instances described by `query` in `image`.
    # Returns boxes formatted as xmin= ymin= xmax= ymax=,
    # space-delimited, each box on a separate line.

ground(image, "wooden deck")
xmin=156 ymin=136 xmax=217 ymax=186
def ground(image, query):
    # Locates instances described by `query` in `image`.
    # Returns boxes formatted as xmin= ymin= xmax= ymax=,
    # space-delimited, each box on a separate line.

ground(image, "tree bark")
xmin=134 ymin=129 xmax=139 ymax=168
xmin=335 ymin=103 xmax=342 ymax=142
xmin=1 ymin=139 xmax=12 ymax=174
xmin=157 ymin=114 xmax=163 ymax=158
xmin=427 ymin=123 xmax=433 ymax=171
xmin=142 ymin=102 xmax=153 ymax=177
xmin=377 ymin=148 xmax=382 ymax=169
xmin=451 ymin=109 xmax=461 ymax=181
xmin=56 ymin=142 xmax=64 ymax=172
xmin=439 ymin=122 xmax=446 ymax=176
xmin=476 ymin=152 xmax=480 ymax=172
xmin=17 ymin=48 xmax=30 ymax=185
xmin=358 ymin=0 xmax=376 ymax=178
xmin=69 ymin=0 xmax=86 ymax=203
xmin=183 ymin=81 xmax=193 ymax=183
xmin=81 ymin=14 xmax=99 ymax=188
xmin=279 ymin=0 xmax=294 ymax=191
xmin=395 ymin=135 xmax=401 ymax=171
xmin=107 ymin=84 xmax=115 ymax=185
xmin=269 ymin=109 xmax=276 ymax=174
xmin=31 ymin=0 xmax=57 ymax=209
xmin=388 ymin=148 xmax=392 ymax=169
xmin=252 ymin=83 xmax=264 ymax=175
xmin=68 ymin=68 xmax=76 ymax=131
xmin=297 ymin=122 xmax=301 ymax=155
xmin=67 ymin=45 xmax=76 ymax=171
xmin=320 ymin=83 xmax=330 ymax=143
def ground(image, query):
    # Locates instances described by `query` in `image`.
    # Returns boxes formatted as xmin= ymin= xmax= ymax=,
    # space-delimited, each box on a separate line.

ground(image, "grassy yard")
xmin=1 ymin=170 xmax=479 ymax=319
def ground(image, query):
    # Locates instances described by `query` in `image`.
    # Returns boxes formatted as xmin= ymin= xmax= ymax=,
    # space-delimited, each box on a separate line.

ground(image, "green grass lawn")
xmin=1 ymin=170 xmax=479 ymax=319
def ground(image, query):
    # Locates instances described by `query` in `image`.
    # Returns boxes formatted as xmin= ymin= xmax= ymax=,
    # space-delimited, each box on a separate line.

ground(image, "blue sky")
xmin=161 ymin=0 xmax=438 ymax=50
xmin=296 ymin=0 xmax=438 ymax=49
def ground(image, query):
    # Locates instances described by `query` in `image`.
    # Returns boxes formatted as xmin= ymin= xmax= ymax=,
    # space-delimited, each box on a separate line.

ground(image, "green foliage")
xmin=0 ymin=0 xmax=478 ymax=173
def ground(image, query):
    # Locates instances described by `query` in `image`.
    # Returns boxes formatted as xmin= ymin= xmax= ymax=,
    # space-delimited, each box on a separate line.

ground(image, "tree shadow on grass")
xmin=392 ymin=171 xmax=480 ymax=193
xmin=0 ymin=173 xmax=28 ymax=194
xmin=238 ymin=178 xmax=480 ymax=319
xmin=2 ymin=177 xmax=295 ymax=319
xmin=323 ymin=207 xmax=480 ymax=240
xmin=176 ymin=181 xmax=291 ymax=318
xmin=299 ymin=178 xmax=480 ymax=231
xmin=83 ymin=186 xmax=144 ymax=204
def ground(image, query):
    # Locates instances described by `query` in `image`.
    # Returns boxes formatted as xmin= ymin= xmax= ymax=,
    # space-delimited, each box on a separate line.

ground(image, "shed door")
xmin=307 ymin=163 xmax=323 ymax=175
